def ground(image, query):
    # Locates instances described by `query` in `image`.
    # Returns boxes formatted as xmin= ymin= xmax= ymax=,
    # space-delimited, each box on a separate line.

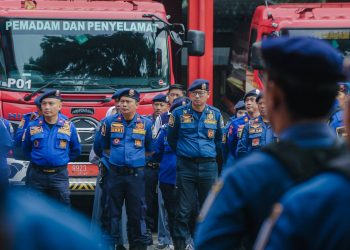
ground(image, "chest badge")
xmin=181 ymin=114 xmax=194 ymax=123
xmin=111 ymin=122 xmax=124 ymax=133
xmin=208 ymin=129 xmax=215 ymax=139
xmin=252 ymin=138 xmax=260 ymax=147
xmin=59 ymin=140 xmax=67 ymax=149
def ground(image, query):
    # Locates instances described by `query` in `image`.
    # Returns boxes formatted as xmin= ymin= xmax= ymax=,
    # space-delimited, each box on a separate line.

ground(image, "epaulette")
xmin=207 ymin=105 xmax=221 ymax=113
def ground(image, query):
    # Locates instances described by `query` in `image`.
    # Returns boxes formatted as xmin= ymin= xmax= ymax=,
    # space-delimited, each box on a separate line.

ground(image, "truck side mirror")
xmin=186 ymin=30 xmax=205 ymax=56
xmin=250 ymin=42 xmax=264 ymax=70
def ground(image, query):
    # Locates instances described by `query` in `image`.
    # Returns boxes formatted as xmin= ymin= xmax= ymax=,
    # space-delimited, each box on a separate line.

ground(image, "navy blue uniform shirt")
xmin=154 ymin=124 xmax=176 ymax=185
xmin=167 ymin=103 xmax=224 ymax=158
xmin=195 ymin=122 xmax=337 ymax=250
xmin=95 ymin=113 xmax=154 ymax=168
xmin=236 ymin=116 xmax=277 ymax=158
xmin=260 ymin=172 xmax=350 ymax=250
xmin=22 ymin=114 xmax=81 ymax=167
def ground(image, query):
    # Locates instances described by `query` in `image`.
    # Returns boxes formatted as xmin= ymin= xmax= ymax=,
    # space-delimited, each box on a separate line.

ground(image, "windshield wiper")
xmin=23 ymin=80 xmax=61 ymax=101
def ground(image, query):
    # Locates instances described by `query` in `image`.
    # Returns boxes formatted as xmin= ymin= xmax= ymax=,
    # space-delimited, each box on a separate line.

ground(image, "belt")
xmin=110 ymin=166 xmax=144 ymax=175
xmin=146 ymin=162 xmax=160 ymax=169
xmin=30 ymin=163 xmax=67 ymax=174
xmin=179 ymin=156 xmax=216 ymax=163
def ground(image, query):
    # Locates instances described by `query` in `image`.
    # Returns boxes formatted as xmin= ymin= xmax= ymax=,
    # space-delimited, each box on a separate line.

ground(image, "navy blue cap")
xmin=38 ymin=89 xmax=61 ymax=103
xmin=169 ymin=84 xmax=185 ymax=91
xmin=234 ymin=100 xmax=245 ymax=111
xmin=117 ymin=88 xmax=140 ymax=102
xmin=112 ymin=88 xmax=129 ymax=100
xmin=170 ymin=97 xmax=190 ymax=112
xmin=152 ymin=93 xmax=169 ymax=103
xmin=188 ymin=79 xmax=209 ymax=92
xmin=244 ymin=89 xmax=260 ymax=102
xmin=262 ymin=37 xmax=345 ymax=84
xmin=256 ymin=93 xmax=264 ymax=103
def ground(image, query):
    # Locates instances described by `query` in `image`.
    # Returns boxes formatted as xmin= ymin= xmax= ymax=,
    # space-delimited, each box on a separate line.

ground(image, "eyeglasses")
xmin=190 ymin=91 xmax=207 ymax=97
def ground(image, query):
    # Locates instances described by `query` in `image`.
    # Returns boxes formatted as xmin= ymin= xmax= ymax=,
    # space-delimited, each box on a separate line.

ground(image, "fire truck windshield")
xmin=281 ymin=28 xmax=350 ymax=57
xmin=0 ymin=19 xmax=169 ymax=93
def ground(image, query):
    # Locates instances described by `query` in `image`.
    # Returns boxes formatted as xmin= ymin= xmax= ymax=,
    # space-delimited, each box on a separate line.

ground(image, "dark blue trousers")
xmin=173 ymin=157 xmax=218 ymax=242
xmin=26 ymin=166 xmax=70 ymax=205
xmin=145 ymin=167 xmax=159 ymax=231
xmin=106 ymin=168 xmax=150 ymax=247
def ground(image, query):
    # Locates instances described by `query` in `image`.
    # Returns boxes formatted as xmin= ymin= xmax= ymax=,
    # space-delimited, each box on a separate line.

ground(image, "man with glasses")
xmin=167 ymin=79 xmax=224 ymax=250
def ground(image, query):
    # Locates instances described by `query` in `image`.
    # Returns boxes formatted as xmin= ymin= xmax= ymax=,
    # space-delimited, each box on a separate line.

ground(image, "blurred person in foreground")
xmin=195 ymin=37 xmax=346 ymax=250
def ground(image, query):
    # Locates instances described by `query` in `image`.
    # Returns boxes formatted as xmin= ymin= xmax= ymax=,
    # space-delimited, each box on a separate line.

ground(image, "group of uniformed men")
xmin=1 ymin=36 xmax=350 ymax=250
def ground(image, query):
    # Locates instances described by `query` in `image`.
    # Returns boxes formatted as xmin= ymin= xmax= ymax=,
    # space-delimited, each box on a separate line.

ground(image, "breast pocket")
xmin=56 ymin=133 xmax=71 ymax=150
xmin=204 ymin=123 xmax=217 ymax=140
xmin=180 ymin=122 xmax=196 ymax=134
xmin=31 ymin=133 xmax=44 ymax=149
xmin=249 ymin=133 xmax=262 ymax=148
xmin=111 ymin=132 xmax=124 ymax=147
xmin=132 ymin=133 xmax=145 ymax=148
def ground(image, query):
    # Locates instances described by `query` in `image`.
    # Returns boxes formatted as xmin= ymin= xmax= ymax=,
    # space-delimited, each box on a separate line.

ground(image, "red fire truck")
xmin=3 ymin=0 xmax=203 ymax=193
xmin=246 ymin=2 xmax=350 ymax=91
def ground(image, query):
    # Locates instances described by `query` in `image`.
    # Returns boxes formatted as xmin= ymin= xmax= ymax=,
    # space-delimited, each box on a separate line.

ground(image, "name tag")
xmin=249 ymin=127 xmax=263 ymax=134
xmin=133 ymin=129 xmax=146 ymax=135
xmin=181 ymin=114 xmax=194 ymax=123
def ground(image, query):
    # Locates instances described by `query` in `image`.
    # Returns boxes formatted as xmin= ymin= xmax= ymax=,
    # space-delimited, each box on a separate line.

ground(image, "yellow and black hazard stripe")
xmin=70 ymin=183 xmax=95 ymax=191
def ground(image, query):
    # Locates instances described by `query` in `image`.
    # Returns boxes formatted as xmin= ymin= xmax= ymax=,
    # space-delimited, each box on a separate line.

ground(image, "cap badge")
xmin=129 ymin=89 xmax=135 ymax=96
xmin=201 ymin=83 xmax=206 ymax=90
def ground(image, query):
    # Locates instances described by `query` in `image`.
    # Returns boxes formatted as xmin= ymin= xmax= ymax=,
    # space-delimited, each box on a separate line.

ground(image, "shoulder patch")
xmin=18 ymin=119 xmax=25 ymax=129
xmin=22 ymin=129 xmax=26 ymax=141
xmin=169 ymin=114 xmax=175 ymax=127
xmin=101 ymin=122 xmax=106 ymax=136
xmin=220 ymin=115 xmax=224 ymax=128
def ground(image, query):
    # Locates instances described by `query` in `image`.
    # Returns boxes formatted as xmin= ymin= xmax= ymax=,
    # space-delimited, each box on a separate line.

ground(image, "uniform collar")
xmin=279 ymin=122 xmax=336 ymax=142
xmin=187 ymin=104 xmax=210 ymax=113
xmin=38 ymin=113 xmax=66 ymax=127
xmin=119 ymin=113 xmax=141 ymax=126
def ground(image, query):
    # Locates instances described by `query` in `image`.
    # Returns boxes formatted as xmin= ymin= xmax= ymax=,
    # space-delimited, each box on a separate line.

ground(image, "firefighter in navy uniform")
xmin=94 ymin=88 xmax=154 ymax=250
xmin=167 ymin=79 xmax=224 ymax=250
xmin=195 ymin=37 xmax=346 ymax=250
xmin=224 ymin=89 xmax=260 ymax=165
xmin=236 ymin=93 xmax=277 ymax=158
xmin=22 ymin=90 xmax=81 ymax=205
xmin=92 ymin=88 xmax=129 ymax=250
xmin=145 ymin=93 xmax=169 ymax=241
